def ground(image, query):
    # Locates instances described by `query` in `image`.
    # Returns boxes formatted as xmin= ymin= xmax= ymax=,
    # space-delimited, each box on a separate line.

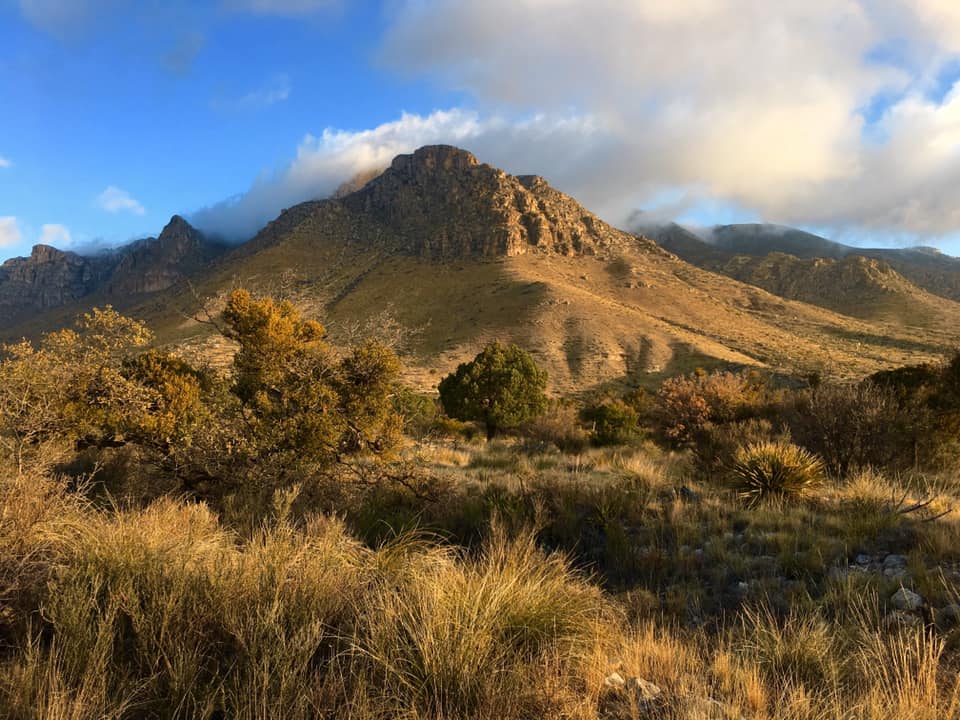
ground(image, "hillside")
xmin=654 ymin=222 xmax=960 ymax=305
xmin=5 ymin=147 xmax=960 ymax=392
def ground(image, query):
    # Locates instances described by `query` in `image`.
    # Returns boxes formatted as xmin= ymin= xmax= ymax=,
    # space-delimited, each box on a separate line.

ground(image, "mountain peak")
xmin=28 ymin=244 xmax=74 ymax=263
xmin=389 ymin=145 xmax=480 ymax=176
xmin=157 ymin=215 xmax=201 ymax=245
xmin=337 ymin=145 xmax=642 ymax=260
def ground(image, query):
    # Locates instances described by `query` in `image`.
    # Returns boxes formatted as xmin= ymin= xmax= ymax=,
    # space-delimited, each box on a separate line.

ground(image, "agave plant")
xmin=731 ymin=441 xmax=825 ymax=506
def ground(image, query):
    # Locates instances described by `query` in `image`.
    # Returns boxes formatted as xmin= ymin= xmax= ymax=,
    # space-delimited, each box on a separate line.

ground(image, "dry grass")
xmin=3 ymin=444 xmax=960 ymax=719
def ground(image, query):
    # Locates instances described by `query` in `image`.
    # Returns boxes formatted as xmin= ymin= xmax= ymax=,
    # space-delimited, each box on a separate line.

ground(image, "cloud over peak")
xmin=39 ymin=223 xmax=72 ymax=246
xmin=373 ymin=0 xmax=960 ymax=238
xmin=0 ymin=218 xmax=23 ymax=249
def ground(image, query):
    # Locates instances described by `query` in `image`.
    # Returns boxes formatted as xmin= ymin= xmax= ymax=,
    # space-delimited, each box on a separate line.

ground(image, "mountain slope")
xmin=139 ymin=146 xmax=959 ymax=392
xmin=6 ymin=147 xmax=959 ymax=391
xmin=0 ymin=216 xmax=228 ymax=331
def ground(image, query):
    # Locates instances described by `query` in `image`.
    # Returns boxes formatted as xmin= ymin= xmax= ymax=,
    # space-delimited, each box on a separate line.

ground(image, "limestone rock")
xmin=0 ymin=245 xmax=115 ymax=326
xmin=0 ymin=215 xmax=226 ymax=332
xmin=339 ymin=145 xmax=657 ymax=260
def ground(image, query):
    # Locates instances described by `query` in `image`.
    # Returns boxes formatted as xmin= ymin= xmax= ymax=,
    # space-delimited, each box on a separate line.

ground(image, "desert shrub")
xmin=430 ymin=415 xmax=480 ymax=441
xmin=695 ymin=417 xmax=781 ymax=477
xmin=222 ymin=290 xmax=403 ymax=465
xmin=788 ymin=381 xmax=924 ymax=475
xmin=354 ymin=526 xmax=609 ymax=718
xmin=657 ymin=369 xmax=769 ymax=446
xmin=438 ymin=341 xmax=548 ymax=439
xmin=392 ymin=387 xmax=441 ymax=440
xmin=730 ymin=441 xmax=825 ymax=506
xmin=584 ymin=399 xmax=641 ymax=446
xmin=120 ymin=350 xmax=212 ymax=452
xmin=738 ymin=604 xmax=841 ymax=693
xmin=522 ymin=400 xmax=589 ymax=452
xmin=870 ymin=353 xmax=960 ymax=470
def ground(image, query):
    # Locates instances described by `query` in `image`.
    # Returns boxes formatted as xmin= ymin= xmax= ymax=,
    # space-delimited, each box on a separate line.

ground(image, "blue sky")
xmin=3 ymin=0 xmax=960 ymax=260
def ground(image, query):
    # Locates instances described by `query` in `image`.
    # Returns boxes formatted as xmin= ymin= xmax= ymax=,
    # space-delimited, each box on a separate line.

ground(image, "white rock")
xmin=627 ymin=677 xmax=662 ymax=701
xmin=604 ymin=672 xmax=626 ymax=689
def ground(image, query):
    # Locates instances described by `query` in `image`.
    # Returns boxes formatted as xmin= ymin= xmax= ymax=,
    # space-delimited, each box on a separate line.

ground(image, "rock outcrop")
xmin=0 ymin=215 xmax=226 ymax=331
xmin=0 ymin=245 xmax=116 ymax=325
xmin=339 ymin=145 xmax=652 ymax=260
xmin=105 ymin=215 xmax=226 ymax=296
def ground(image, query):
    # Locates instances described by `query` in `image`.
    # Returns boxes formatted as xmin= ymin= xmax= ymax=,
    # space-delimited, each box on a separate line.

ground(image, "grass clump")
xmin=731 ymin=441 xmax=825 ymax=506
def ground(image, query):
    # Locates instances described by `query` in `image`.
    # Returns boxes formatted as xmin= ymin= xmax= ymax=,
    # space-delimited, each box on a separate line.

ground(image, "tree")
xmin=221 ymin=289 xmax=402 ymax=467
xmin=0 ymin=306 xmax=156 ymax=473
xmin=438 ymin=341 xmax=548 ymax=439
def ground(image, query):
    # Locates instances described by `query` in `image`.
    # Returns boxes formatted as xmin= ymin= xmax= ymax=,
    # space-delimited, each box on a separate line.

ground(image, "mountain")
xmin=653 ymin=222 xmax=960 ymax=305
xmin=0 ymin=245 xmax=116 ymax=327
xmin=6 ymin=147 xmax=960 ymax=391
xmin=105 ymin=215 xmax=226 ymax=296
xmin=647 ymin=223 xmax=956 ymax=326
xmin=150 ymin=146 xmax=960 ymax=391
xmin=0 ymin=216 xmax=227 ymax=330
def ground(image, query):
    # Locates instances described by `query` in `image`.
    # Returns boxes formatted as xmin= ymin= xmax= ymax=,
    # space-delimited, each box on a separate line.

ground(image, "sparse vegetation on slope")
xmin=4 ymin=294 xmax=960 ymax=720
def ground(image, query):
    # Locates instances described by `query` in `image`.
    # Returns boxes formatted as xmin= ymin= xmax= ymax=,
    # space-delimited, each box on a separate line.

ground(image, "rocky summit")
xmin=0 ymin=215 xmax=226 ymax=330
xmin=0 ymin=245 xmax=115 ymax=326
xmin=105 ymin=215 xmax=226 ymax=296
xmin=339 ymin=145 xmax=651 ymax=259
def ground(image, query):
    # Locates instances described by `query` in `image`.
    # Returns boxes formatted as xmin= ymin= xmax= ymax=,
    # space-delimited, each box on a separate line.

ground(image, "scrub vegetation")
xmin=3 ymin=291 xmax=960 ymax=719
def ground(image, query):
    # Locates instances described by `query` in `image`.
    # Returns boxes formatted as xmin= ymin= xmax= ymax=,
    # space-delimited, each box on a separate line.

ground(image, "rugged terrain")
xmin=0 ymin=215 xmax=226 ymax=327
xmin=652 ymin=222 xmax=960 ymax=322
xmin=5 ymin=146 xmax=960 ymax=392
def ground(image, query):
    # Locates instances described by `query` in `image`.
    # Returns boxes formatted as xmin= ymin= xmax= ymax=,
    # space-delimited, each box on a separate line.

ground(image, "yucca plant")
xmin=731 ymin=441 xmax=824 ymax=506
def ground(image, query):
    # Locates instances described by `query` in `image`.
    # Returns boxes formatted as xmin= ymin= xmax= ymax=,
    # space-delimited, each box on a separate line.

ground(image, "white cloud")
xmin=0 ymin=157 xmax=10 ymax=168
xmin=0 ymin=217 xmax=23 ymax=249
xmin=189 ymin=1 xmax=960 ymax=243
xmin=190 ymin=109 xmax=608 ymax=239
xmin=96 ymin=186 xmax=145 ymax=216
xmin=211 ymin=74 xmax=292 ymax=112
xmin=371 ymin=0 xmax=960 ymax=238
xmin=38 ymin=223 xmax=72 ymax=246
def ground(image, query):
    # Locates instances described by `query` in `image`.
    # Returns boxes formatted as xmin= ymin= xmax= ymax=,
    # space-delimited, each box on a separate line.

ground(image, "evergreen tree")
xmin=438 ymin=341 xmax=548 ymax=439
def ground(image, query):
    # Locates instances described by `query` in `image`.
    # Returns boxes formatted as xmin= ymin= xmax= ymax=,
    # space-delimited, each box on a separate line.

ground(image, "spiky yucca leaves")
xmin=731 ymin=441 xmax=825 ymax=506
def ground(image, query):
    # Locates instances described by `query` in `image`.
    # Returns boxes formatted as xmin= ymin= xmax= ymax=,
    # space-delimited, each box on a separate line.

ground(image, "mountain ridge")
xmin=4 ymin=147 xmax=960 ymax=393
xmin=651 ymin=222 xmax=960 ymax=305
xmin=0 ymin=215 xmax=228 ymax=326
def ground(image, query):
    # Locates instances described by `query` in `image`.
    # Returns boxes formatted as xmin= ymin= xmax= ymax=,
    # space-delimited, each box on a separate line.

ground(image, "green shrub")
xmin=731 ymin=441 xmax=824 ymax=506
xmin=585 ymin=399 xmax=641 ymax=446
xmin=438 ymin=342 xmax=548 ymax=439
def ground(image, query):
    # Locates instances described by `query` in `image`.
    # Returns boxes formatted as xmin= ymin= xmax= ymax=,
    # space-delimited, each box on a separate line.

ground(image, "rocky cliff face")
xmin=105 ymin=215 xmax=226 ymax=296
xmin=0 ymin=245 xmax=116 ymax=325
xmin=0 ymin=216 xmax=226 ymax=330
xmin=340 ymin=145 xmax=649 ymax=259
